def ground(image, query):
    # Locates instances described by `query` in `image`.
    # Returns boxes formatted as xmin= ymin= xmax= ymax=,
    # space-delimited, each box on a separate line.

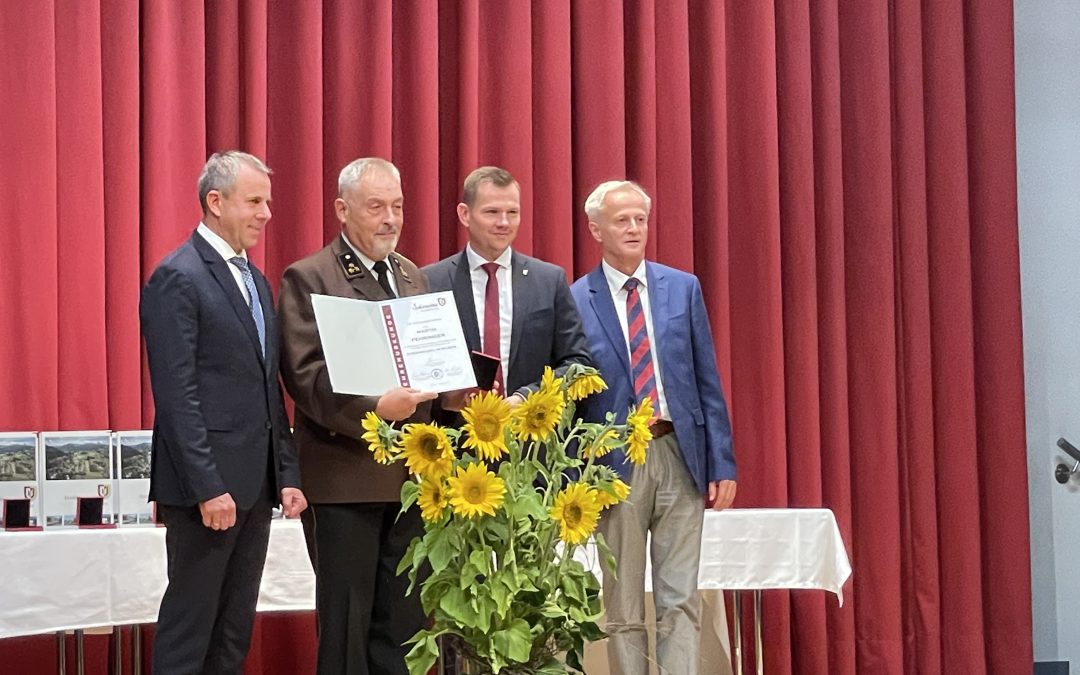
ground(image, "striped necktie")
xmin=229 ymin=256 xmax=266 ymax=359
xmin=624 ymin=278 xmax=657 ymax=407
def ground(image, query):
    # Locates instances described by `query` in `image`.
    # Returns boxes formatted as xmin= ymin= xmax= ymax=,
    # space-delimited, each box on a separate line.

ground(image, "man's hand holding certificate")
xmin=312 ymin=290 xmax=478 ymax=396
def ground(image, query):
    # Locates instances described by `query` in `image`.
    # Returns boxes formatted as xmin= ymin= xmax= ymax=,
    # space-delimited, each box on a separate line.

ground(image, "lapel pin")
xmin=522 ymin=269 xmax=529 ymax=276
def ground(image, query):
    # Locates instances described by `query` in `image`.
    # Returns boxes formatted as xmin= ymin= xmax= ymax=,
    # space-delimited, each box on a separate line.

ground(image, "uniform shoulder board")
xmin=337 ymin=251 xmax=365 ymax=279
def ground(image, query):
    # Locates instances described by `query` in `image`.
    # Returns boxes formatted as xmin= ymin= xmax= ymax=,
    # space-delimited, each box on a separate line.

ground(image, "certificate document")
xmin=312 ymin=291 xmax=477 ymax=396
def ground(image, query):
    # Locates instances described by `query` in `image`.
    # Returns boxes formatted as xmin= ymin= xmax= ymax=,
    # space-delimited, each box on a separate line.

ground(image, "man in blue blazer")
xmin=141 ymin=151 xmax=307 ymax=675
xmin=570 ymin=180 xmax=736 ymax=675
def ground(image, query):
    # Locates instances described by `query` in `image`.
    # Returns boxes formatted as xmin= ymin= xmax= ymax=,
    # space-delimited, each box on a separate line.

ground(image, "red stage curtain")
xmin=0 ymin=1 xmax=1031 ymax=673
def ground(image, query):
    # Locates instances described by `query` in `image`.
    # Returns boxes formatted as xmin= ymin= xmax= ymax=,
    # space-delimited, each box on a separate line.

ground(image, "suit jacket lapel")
xmin=508 ymin=251 xmax=528 ymax=375
xmin=587 ymin=266 xmax=632 ymax=385
xmin=192 ymin=233 xmax=264 ymax=364
xmin=453 ymin=250 xmax=482 ymax=352
xmin=645 ymin=262 xmax=671 ymax=400
xmin=390 ymin=253 xmax=420 ymax=298
xmin=647 ymin=262 xmax=669 ymax=349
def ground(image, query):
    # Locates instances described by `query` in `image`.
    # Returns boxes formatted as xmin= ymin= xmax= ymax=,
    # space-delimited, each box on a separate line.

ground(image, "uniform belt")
xmin=649 ymin=420 xmax=675 ymax=439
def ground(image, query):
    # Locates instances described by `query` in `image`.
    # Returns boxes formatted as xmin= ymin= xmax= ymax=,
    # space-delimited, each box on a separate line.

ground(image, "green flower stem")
xmin=557 ymin=540 xmax=576 ymax=577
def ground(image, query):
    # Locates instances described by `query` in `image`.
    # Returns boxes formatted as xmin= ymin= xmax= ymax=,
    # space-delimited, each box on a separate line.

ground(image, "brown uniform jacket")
xmin=278 ymin=234 xmax=431 ymax=503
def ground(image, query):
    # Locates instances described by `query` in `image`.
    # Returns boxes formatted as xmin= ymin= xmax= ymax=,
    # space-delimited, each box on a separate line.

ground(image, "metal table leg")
xmin=75 ymin=629 xmax=85 ymax=675
xmin=112 ymin=626 xmax=122 ymax=675
xmin=133 ymin=624 xmax=143 ymax=675
xmin=56 ymin=631 xmax=66 ymax=675
xmin=754 ymin=590 xmax=763 ymax=675
xmin=732 ymin=591 xmax=743 ymax=675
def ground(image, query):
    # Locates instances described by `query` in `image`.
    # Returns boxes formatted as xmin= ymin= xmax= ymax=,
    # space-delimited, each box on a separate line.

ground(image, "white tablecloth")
xmin=0 ymin=508 xmax=850 ymax=640
xmin=576 ymin=508 xmax=850 ymax=602
xmin=0 ymin=520 xmax=313 ymax=639
xmin=698 ymin=508 xmax=851 ymax=602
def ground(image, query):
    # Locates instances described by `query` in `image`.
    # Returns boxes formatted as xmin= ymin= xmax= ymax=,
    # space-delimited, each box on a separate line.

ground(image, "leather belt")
xmin=648 ymin=420 xmax=675 ymax=439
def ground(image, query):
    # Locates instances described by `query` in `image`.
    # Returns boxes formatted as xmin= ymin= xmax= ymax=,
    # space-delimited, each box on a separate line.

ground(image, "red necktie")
xmin=481 ymin=262 xmax=504 ymax=390
xmin=625 ymin=278 xmax=658 ymax=407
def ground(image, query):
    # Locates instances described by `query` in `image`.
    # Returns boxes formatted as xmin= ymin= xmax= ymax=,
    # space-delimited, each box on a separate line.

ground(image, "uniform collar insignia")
xmin=338 ymin=251 xmax=364 ymax=279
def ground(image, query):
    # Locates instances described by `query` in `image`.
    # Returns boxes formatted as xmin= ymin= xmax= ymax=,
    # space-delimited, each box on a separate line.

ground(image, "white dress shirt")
xmin=601 ymin=258 xmax=671 ymax=420
xmin=342 ymin=233 xmax=398 ymax=296
xmin=466 ymin=243 xmax=513 ymax=380
xmin=197 ymin=222 xmax=251 ymax=305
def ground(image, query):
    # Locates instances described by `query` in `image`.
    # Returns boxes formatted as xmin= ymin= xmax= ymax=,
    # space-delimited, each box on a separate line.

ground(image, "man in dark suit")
xmin=278 ymin=157 xmax=437 ymax=675
xmin=140 ymin=151 xmax=307 ymax=675
xmin=423 ymin=166 xmax=591 ymax=406
xmin=570 ymin=180 xmax=737 ymax=675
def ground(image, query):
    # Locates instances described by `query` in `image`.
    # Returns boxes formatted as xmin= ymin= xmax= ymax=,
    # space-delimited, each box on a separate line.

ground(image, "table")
xmin=1 ymin=519 xmax=313 ymax=674
xmin=699 ymin=508 xmax=850 ymax=675
xmin=2 ymin=509 xmax=850 ymax=674
xmin=577 ymin=508 xmax=851 ymax=675
xmin=0 ymin=519 xmax=313 ymax=640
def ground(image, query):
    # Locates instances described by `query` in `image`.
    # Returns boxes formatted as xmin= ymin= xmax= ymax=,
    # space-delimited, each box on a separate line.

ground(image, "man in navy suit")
xmin=141 ymin=151 xmax=307 ymax=675
xmin=570 ymin=180 xmax=736 ymax=675
xmin=424 ymin=166 xmax=590 ymax=405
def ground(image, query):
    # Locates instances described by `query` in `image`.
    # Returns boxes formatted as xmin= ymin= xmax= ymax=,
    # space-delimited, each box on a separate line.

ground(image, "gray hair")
xmin=338 ymin=157 xmax=401 ymax=197
xmin=198 ymin=151 xmax=272 ymax=214
xmin=584 ymin=180 xmax=652 ymax=221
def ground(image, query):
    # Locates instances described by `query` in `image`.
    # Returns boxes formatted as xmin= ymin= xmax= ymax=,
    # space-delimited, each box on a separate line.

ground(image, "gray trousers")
xmin=598 ymin=432 xmax=704 ymax=675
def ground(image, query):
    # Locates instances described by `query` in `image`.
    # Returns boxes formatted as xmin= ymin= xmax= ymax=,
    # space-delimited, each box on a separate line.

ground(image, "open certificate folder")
xmin=311 ymin=291 xmax=478 ymax=396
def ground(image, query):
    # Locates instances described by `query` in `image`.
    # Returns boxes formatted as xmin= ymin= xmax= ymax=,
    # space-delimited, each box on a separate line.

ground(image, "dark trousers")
xmin=302 ymin=502 xmax=425 ymax=675
xmin=152 ymin=484 xmax=273 ymax=675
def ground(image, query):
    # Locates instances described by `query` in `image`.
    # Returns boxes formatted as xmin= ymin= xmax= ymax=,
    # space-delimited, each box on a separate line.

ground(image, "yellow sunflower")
xmin=400 ymin=422 xmax=455 ymax=479
xmin=540 ymin=366 xmax=564 ymax=395
xmin=461 ymin=391 xmax=512 ymax=462
xmin=585 ymin=428 xmax=618 ymax=459
xmin=513 ymin=387 xmax=566 ymax=442
xmin=625 ymin=399 xmax=654 ymax=465
xmin=627 ymin=397 xmax=655 ymax=426
xmin=626 ymin=423 xmax=651 ymax=465
xmin=549 ymin=483 xmax=601 ymax=545
xmin=417 ymin=476 xmax=450 ymax=522
xmin=567 ymin=373 xmax=607 ymax=401
xmin=594 ymin=478 xmax=631 ymax=510
xmin=447 ymin=462 xmax=506 ymax=518
xmin=362 ymin=411 xmax=394 ymax=465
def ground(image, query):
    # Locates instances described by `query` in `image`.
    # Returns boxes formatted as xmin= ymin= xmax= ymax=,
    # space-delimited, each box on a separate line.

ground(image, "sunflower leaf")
xmin=397 ymin=536 xmax=421 ymax=576
xmin=399 ymin=480 xmax=420 ymax=514
xmin=428 ymin=525 xmax=455 ymax=573
xmin=515 ymin=490 xmax=547 ymax=522
xmin=489 ymin=572 xmax=511 ymax=617
xmin=491 ymin=618 xmax=532 ymax=664
xmin=594 ymin=531 xmax=619 ymax=581
xmin=473 ymin=592 xmax=495 ymax=633
xmin=473 ymin=547 xmax=496 ymax=576
xmin=438 ymin=585 xmax=472 ymax=627
xmin=404 ymin=633 xmax=439 ymax=675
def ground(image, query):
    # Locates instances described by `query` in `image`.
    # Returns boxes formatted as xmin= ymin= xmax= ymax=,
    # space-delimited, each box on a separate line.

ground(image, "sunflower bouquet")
xmin=361 ymin=363 xmax=653 ymax=675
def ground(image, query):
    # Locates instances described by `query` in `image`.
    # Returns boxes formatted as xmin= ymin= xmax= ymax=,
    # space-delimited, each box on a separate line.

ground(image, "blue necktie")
xmin=229 ymin=257 xmax=266 ymax=359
